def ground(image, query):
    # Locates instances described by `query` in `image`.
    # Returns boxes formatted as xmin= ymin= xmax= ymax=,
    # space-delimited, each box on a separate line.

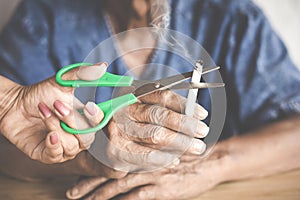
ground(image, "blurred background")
xmin=0 ymin=0 xmax=299 ymax=68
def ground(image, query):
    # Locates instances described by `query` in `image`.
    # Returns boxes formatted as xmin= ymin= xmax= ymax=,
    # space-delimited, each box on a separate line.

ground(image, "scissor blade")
xmin=153 ymin=66 xmax=220 ymax=84
xmin=169 ymin=82 xmax=225 ymax=90
xmin=132 ymin=66 xmax=220 ymax=88
xmin=201 ymin=66 xmax=220 ymax=75
xmin=132 ymin=72 xmax=192 ymax=98
xmin=132 ymin=66 xmax=221 ymax=98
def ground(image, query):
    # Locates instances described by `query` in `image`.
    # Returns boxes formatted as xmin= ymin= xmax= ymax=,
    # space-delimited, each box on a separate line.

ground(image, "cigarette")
xmin=185 ymin=60 xmax=203 ymax=116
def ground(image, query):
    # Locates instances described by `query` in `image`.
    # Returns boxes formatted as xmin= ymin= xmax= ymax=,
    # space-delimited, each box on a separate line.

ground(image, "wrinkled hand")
xmin=66 ymin=144 xmax=229 ymax=200
xmin=92 ymin=90 xmax=210 ymax=172
xmin=36 ymin=99 xmax=104 ymax=163
xmin=0 ymin=63 xmax=107 ymax=164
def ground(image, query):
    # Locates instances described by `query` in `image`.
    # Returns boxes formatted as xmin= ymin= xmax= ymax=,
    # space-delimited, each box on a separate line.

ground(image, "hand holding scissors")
xmin=56 ymin=63 xmax=224 ymax=135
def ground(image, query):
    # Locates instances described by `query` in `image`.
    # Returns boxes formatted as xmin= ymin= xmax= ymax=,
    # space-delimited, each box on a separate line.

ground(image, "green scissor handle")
xmin=56 ymin=63 xmax=134 ymax=87
xmin=56 ymin=63 xmax=138 ymax=134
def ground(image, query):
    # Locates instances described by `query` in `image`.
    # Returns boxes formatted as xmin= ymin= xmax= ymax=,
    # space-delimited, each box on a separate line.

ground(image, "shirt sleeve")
xmin=223 ymin=1 xmax=300 ymax=133
xmin=0 ymin=0 xmax=56 ymax=85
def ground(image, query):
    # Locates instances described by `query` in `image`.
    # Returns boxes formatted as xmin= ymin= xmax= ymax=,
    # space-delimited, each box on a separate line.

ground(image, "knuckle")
xmin=138 ymin=187 xmax=155 ymax=199
xmin=64 ymin=142 xmax=79 ymax=156
xmin=46 ymin=156 xmax=62 ymax=164
xmin=148 ymin=105 xmax=160 ymax=122
xmin=164 ymin=90 xmax=181 ymax=107
xmin=180 ymin=115 xmax=196 ymax=132
xmin=171 ymin=111 xmax=182 ymax=125
xmin=148 ymin=105 xmax=168 ymax=125
xmin=117 ymin=178 xmax=129 ymax=189
xmin=150 ymin=126 xmax=165 ymax=145
xmin=44 ymin=151 xmax=63 ymax=164
xmin=46 ymin=149 xmax=61 ymax=159
xmin=161 ymin=90 xmax=173 ymax=102
xmin=102 ymin=188 xmax=114 ymax=198
xmin=46 ymin=116 xmax=60 ymax=129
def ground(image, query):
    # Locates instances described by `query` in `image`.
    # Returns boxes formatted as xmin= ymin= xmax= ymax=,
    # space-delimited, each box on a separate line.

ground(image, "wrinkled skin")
xmin=39 ymin=87 xmax=210 ymax=172
xmin=66 ymin=144 xmax=229 ymax=200
xmin=0 ymin=63 xmax=107 ymax=164
xmin=0 ymin=61 xmax=210 ymax=176
xmin=99 ymin=90 xmax=210 ymax=172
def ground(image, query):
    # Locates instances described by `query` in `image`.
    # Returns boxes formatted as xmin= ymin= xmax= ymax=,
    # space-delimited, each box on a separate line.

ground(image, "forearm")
xmin=221 ymin=115 xmax=300 ymax=182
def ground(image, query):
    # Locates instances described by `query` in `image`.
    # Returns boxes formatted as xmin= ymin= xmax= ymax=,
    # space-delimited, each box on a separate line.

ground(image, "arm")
xmin=222 ymin=115 xmax=300 ymax=181
xmin=65 ymin=116 xmax=300 ymax=200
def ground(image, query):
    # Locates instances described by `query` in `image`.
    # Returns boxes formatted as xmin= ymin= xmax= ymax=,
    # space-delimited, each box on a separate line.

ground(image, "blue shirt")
xmin=0 ymin=0 xmax=299 ymax=140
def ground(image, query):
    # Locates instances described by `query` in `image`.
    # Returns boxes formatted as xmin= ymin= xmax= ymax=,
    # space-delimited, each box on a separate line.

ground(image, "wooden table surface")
xmin=1 ymin=169 xmax=300 ymax=200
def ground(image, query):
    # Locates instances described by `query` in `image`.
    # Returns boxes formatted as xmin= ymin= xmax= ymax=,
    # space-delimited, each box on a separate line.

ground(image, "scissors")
xmin=56 ymin=63 xmax=224 ymax=134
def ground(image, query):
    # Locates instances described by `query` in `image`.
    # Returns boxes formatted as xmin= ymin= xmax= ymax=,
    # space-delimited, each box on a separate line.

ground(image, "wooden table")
xmin=1 ymin=169 xmax=300 ymax=200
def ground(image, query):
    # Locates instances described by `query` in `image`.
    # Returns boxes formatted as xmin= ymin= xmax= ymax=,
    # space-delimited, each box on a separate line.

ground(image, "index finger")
xmin=126 ymin=103 xmax=209 ymax=138
xmin=139 ymin=90 xmax=208 ymax=120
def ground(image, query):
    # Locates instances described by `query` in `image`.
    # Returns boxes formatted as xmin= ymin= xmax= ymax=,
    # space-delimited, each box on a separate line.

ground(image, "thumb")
xmin=62 ymin=62 xmax=108 ymax=81
xmin=77 ymin=62 xmax=108 ymax=81
xmin=83 ymin=101 xmax=104 ymax=126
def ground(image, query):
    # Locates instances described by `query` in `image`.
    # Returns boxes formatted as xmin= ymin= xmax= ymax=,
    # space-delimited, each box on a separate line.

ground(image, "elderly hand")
xmin=0 ymin=63 xmax=107 ymax=164
xmin=52 ymin=90 xmax=209 ymax=180
xmin=66 ymin=143 xmax=229 ymax=200
xmin=92 ymin=90 xmax=210 ymax=172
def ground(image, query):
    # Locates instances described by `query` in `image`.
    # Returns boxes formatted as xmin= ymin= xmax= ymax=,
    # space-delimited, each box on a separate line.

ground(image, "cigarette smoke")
xmin=149 ymin=0 xmax=171 ymax=29
xmin=149 ymin=0 xmax=192 ymax=59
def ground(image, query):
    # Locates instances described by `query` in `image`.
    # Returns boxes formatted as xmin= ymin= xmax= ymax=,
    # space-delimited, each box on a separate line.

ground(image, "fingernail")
xmin=77 ymin=62 xmax=108 ymax=81
xmin=202 ymin=126 xmax=210 ymax=137
xmin=50 ymin=132 xmax=58 ymax=145
xmin=194 ymin=107 xmax=208 ymax=120
xmin=54 ymin=100 xmax=70 ymax=116
xmin=196 ymin=123 xmax=210 ymax=138
xmin=70 ymin=188 xmax=79 ymax=197
xmin=192 ymin=140 xmax=206 ymax=155
xmin=85 ymin=102 xmax=98 ymax=116
xmin=38 ymin=102 xmax=51 ymax=118
xmin=95 ymin=62 xmax=108 ymax=68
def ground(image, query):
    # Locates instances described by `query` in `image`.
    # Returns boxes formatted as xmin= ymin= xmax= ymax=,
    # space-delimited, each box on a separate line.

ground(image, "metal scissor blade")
xmin=132 ymin=66 xmax=221 ymax=98
xmin=132 ymin=66 xmax=221 ymax=88
xmin=201 ymin=66 xmax=220 ymax=75
xmin=133 ymin=77 xmax=191 ymax=98
xmin=132 ymin=72 xmax=192 ymax=98
xmin=152 ymin=66 xmax=220 ymax=84
xmin=169 ymin=82 xmax=225 ymax=90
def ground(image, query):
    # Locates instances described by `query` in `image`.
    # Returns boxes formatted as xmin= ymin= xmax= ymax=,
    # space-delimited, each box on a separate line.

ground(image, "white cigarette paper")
xmin=185 ymin=61 xmax=203 ymax=116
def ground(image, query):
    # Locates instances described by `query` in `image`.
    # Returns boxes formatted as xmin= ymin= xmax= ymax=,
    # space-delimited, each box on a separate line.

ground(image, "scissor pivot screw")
xmin=154 ymin=82 xmax=161 ymax=88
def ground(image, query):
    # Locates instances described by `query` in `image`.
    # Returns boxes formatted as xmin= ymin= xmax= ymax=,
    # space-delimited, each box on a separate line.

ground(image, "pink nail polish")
xmin=85 ymin=102 xmax=97 ymax=116
xmin=38 ymin=102 xmax=52 ymax=118
xmin=50 ymin=133 xmax=58 ymax=145
xmin=54 ymin=100 xmax=70 ymax=116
